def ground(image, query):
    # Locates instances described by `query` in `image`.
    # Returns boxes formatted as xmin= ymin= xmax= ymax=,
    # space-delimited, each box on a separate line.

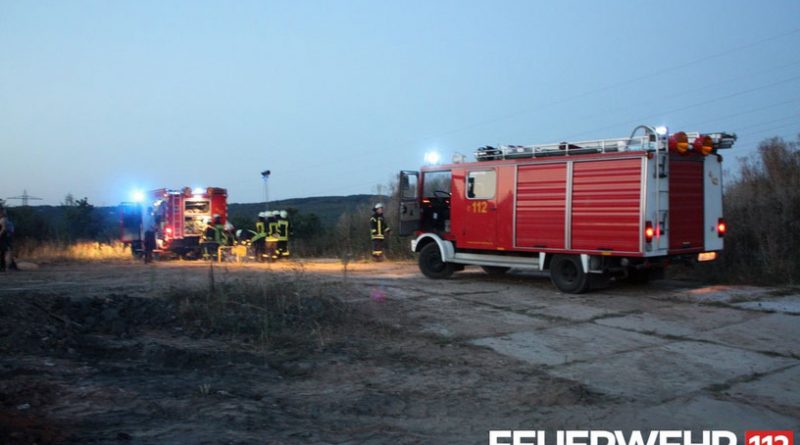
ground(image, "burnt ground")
xmin=0 ymin=260 xmax=798 ymax=444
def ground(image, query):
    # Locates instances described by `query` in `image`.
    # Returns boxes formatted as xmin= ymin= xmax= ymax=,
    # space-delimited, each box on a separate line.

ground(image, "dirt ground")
xmin=1 ymin=259 xmax=799 ymax=444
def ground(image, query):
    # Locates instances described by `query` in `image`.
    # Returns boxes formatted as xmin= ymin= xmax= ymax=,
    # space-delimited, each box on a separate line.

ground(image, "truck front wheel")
xmin=419 ymin=243 xmax=456 ymax=279
xmin=550 ymin=254 xmax=589 ymax=294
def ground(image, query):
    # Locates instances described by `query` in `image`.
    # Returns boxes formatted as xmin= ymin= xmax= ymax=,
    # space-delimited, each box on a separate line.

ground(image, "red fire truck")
xmin=120 ymin=187 xmax=228 ymax=259
xmin=399 ymin=125 xmax=736 ymax=293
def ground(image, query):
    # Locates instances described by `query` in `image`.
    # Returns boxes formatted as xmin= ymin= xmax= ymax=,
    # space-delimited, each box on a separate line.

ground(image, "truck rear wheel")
xmin=481 ymin=266 xmax=510 ymax=276
xmin=550 ymin=254 xmax=589 ymax=294
xmin=419 ymin=243 xmax=456 ymax=279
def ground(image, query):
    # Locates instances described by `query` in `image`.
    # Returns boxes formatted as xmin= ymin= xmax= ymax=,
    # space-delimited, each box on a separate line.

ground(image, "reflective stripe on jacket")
xmin=252 ymin=221 xmax=267 ymax=241
xmin=370 ymin=214 xmax=388 ymax=240
xmin=276 ymin=220 xmax=289 ymax=241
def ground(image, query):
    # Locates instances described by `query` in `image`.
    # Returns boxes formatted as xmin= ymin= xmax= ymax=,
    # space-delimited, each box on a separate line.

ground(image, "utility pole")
xmin=260 ymin=170 xmax=271 ymax=211
xmin=6 ymin=189 xmax=43 ymax=207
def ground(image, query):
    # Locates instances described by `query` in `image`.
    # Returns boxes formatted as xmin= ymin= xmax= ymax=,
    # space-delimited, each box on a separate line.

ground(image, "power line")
xmin=736 ymin=122 xmax=799 ymax=141
xmin=265 ymin=29 xmax=800 ymax=197
xmin=559 ymin=74 xmax=800 ymax=141
xmin=290 ymin=121 xmax=800 ymax=199
xmin=410 ymin=28 xmax=800 ymax=142
xmin=734 ymin=114 xmax=800 ymax=132
xmin=559 ymin=60 xmax=800 ymax=133
xmin=674 ymin=97 xmax=800 ymax=129
xmin=275 ymin=27 xmax=800 ymax=177
xmin=5 ymin=190 xmax=43 ymax=206
xmin=730 ymin=122 xmax=800 ymax=156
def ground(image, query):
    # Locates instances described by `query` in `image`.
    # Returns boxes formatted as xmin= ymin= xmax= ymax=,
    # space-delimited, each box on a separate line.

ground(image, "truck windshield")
xmin=422 ymin=170 xmax=451 ymax=197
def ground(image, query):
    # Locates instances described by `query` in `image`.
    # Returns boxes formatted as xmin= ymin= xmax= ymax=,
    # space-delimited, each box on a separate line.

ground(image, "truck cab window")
xmin=401 ymin=174 xmax=418 ymax=199
xmin=421 ymin=170 xmax=452 ymax=233
xmin=423 ymin=170 xmax=452 ymax=197
xmin=466 ymin=170 xmax=496 ymax=199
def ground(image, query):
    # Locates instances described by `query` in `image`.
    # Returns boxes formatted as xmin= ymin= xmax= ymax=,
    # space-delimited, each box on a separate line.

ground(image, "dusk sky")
xmin=1 ymin=1 xmax=798 ymax=206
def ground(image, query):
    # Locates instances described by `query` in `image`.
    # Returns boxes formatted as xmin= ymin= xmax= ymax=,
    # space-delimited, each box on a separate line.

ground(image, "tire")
xmin=481 ymin=266 xmax=510 ymax=276
xmin=418 ymin=243 xmax=456 ymax=279
xmin=549 ymin=254 xmax=589 ymax=294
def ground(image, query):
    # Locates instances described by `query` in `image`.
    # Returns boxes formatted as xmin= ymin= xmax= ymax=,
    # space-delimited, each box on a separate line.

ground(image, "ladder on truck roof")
xmin=473 ymin=125 xmax=736 ymax=161
xmin=475 ymin=126 xmax=659 ymax=161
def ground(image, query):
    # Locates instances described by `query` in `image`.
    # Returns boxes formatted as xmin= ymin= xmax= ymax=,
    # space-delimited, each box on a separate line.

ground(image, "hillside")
xmin=3 ymin=195 xmax=388 ymax=242
xmin=228 ymin=194 xmax=384 ymax=228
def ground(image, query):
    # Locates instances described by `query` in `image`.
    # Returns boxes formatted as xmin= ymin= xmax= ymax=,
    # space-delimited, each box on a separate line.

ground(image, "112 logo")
xmin=746 ymin=431 xmax=794 ymax=445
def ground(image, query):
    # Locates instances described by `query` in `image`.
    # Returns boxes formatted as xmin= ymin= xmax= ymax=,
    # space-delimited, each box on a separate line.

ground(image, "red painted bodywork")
xmin=423 ymin=151 xmax=650 ymax=257
xmin=571 ymin=158 xmax=642 ymax=252
xmin=150 ymin=187 xmax=228 ymax=250
xmin=516 ymin=163 xmax=567 ymax=249
xmin=668 ymin=155 xmax=704 ymax=253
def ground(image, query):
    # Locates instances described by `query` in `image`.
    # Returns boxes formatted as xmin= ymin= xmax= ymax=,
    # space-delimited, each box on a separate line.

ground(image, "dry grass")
xmin=164 ymin=265 xmax=353 ymax=347
xmin=16 ymin=241 xmax=132 ymax=263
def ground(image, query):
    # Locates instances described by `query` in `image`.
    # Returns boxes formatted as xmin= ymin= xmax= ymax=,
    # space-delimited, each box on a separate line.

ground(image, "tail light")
xmin=693 ymin=135 xmax=714 ymax=156
xmin=645 ymin=221 xmax=655 ymax=243
xmin=668 ymin=131 xmax=689 ymax=154
xmin=717 ymin=218 xmax=726 ymax=237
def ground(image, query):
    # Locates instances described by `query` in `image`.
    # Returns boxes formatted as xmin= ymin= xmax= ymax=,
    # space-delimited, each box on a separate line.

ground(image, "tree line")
xmin=4 ymin=134 xmax=799 ymax=283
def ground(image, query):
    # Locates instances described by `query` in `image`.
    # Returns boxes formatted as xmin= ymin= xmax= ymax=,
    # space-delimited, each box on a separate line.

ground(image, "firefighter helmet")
xmin=373 ymin=203 xmax=384 ymax=210
xmin=279 ymin=210 xmax=288 ymax=218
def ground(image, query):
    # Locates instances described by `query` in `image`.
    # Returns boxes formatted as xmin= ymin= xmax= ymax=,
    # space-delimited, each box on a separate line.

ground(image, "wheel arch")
xmin=541 ymin=253 xmax=591 ymax=273
xmin=411 ymin=233 xmax=455 ymax=262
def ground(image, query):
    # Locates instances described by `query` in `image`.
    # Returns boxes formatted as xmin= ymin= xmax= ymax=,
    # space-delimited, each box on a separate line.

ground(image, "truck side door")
xmin=398 ymin=170 xmax=420 ymax=236
xmin=460 ymin=168 xmax=498 ymax=249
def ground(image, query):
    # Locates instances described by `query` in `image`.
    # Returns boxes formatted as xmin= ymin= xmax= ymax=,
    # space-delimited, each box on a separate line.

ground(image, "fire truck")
xmin=120 ymin=187 xmax=228 ymax=259
xmin=398 ymin=125 xmax=736 ymax=293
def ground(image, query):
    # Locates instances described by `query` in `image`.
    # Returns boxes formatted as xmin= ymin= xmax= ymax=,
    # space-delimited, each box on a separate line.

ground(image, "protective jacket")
xmin=267 ymin=218 xmax=278 ymax=240
xmin=253 ymin=219 xmax=266 ymax=241
xmin=276 ymin=219 xmax=289 ymax=241
xmin=203 ymin=223 xmax=225 ymax=243
xmin=370 ymin=213 xmax=388 ymax=240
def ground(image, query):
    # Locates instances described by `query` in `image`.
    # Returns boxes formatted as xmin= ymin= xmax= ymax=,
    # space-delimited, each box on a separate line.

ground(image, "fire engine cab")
xmin=120 ymin=187 xmax=228 ymax=259
xmin=399 ymin=125 xmax=736 ymax=293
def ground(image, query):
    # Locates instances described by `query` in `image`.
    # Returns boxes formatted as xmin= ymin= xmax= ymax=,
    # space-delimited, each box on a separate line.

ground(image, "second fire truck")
xmin=120 ymin=187 xmax=228 ymax=259
xmin=399 ymin=125 xmax=736 ymax=293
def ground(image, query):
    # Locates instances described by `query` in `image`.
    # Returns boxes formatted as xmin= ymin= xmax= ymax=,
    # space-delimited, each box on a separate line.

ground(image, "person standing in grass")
xmin=0 ymin=207 xmax=18 ymax=271
xmin=252 ymin=212 xmax=267 ymax=261
xmin=142 ymin=207 xmax=156 ymax=264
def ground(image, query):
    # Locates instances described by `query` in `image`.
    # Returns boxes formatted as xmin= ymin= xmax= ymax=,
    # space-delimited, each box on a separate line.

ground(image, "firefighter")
xmin=276 ymin=210 xmax=290 ymax=258
xmin=201 ymin=214 xmax=224 ymax=259
xmin=0 ymin=207 xmax=19 ymax=272
xmin=142 ymin=206 xmax=156 ymax=264
xmin=223 ymin=221 xmax=235 ymax=246
xmin=251 ymin=212 xmax=267 ymax=261
xmin=370 ymin=203 xmax=391 ymax=261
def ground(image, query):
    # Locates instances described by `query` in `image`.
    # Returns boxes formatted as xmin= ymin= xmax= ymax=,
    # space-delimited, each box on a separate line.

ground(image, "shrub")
xmin=705 ymin=135 xmax=800 ymax=284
